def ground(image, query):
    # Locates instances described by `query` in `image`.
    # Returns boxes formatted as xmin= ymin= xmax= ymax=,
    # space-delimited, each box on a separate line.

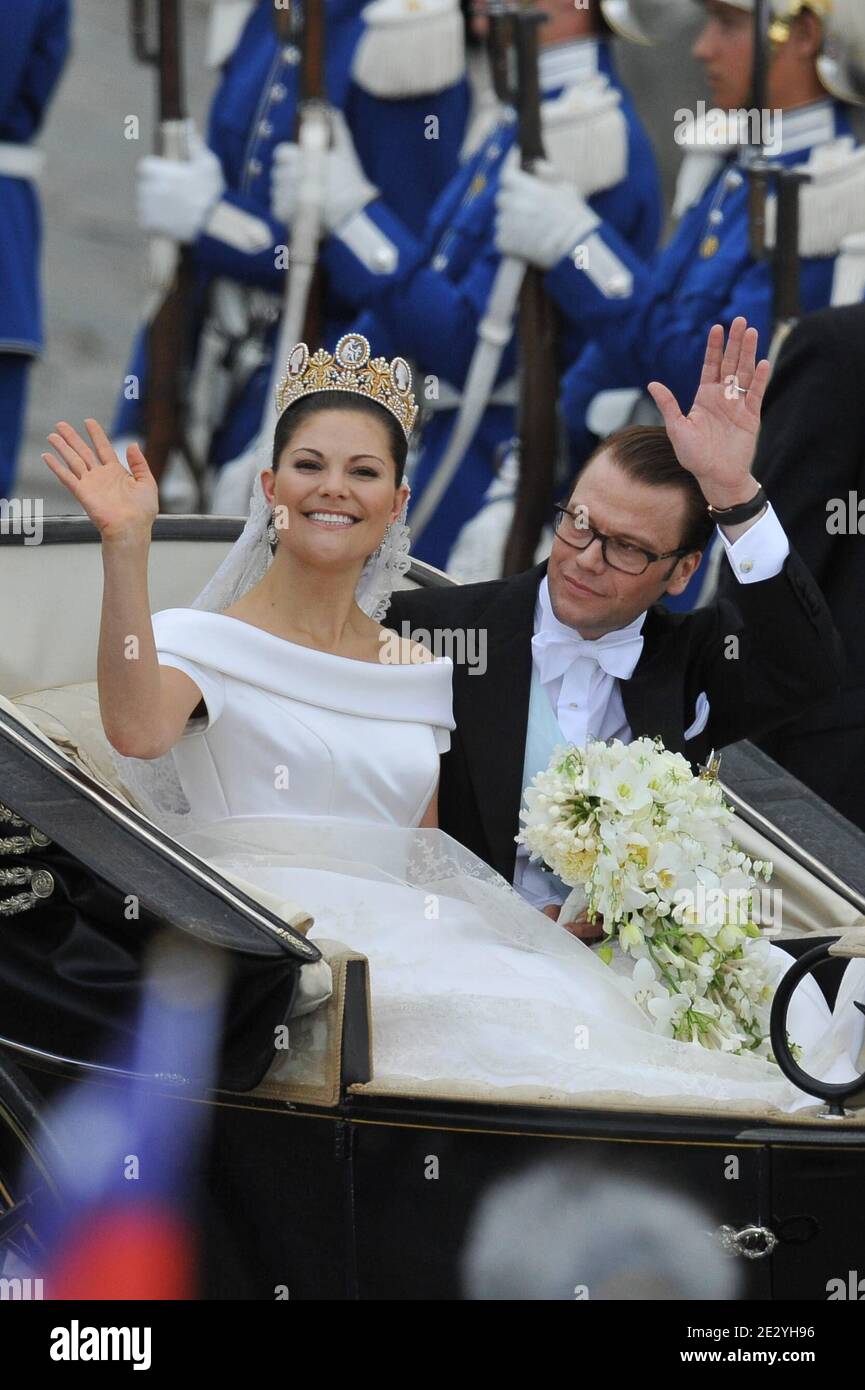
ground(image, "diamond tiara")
xmin=274 ymin=334 xmax=418 ymax=440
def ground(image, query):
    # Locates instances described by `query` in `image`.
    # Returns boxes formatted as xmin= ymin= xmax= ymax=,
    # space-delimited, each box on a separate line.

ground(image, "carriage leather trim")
xmin=251 ymin=943 xmax=372 ymax=1108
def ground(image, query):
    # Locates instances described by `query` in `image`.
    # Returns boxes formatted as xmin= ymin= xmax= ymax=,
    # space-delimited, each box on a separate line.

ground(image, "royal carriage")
xmin=1 ymin=513 xmax=864 ymax=1300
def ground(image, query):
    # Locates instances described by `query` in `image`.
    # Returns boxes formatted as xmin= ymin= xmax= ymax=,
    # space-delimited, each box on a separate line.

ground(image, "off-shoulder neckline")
xmin=195 ymin=610 xmax=451 ymax=670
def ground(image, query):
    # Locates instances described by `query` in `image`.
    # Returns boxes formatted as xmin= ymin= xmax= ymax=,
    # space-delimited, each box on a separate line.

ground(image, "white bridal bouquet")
xmin=518 ymin=738 xmax=781 ymax=1057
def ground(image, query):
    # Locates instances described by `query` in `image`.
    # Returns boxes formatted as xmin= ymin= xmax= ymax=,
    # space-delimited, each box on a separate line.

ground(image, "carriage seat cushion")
xmin=12 ymin=682 xmax=147 ymax=811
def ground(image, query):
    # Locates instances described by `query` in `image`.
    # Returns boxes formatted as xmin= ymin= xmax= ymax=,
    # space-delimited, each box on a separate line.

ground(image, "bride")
xmin=42 ymin=334 xmax=862 ymax=1112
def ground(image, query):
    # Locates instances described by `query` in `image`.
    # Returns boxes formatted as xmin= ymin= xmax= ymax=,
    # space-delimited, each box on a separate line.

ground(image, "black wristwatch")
xmin=706 ymin=485 xmax=768 ymax=526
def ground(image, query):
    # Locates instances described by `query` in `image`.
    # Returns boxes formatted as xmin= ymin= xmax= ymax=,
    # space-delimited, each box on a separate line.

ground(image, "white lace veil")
xmin=112 ymin=421 xmax=412 ymax=831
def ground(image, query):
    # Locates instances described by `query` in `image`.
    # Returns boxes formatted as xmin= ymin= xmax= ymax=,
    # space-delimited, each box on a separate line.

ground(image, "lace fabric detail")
xmin=366 ymin=993 xmax=800 ymax=1105
xmin=111 ymin=749 xmax=197 ymax=836
xmin=181 ymin=819 xmax=581 ymax=960
xmin=355 ymin=494 xmax=412 ymax=623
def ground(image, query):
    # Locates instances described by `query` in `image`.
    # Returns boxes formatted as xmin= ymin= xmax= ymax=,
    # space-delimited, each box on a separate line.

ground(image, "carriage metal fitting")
xmin=0 ymin=866 xmax=55 ymax=916
xmin=716 ymin=1222 xmax=779 ymax=1259
xmin=0 ymin=815 xmax=51 ymax=855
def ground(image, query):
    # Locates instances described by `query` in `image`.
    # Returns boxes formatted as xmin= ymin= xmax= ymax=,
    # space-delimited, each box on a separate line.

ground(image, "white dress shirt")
xmin=513 ymin=505 xmax=790 ymax=911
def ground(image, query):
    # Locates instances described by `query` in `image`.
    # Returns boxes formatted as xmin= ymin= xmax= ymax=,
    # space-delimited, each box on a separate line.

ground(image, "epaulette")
xmin=765 ymin=139 xmax=865 ymax=258
xmin=541 ymin=78 xmax=628 ymax=198
xmin=205 ymin=0 xmax=256 ymax=70
xmin=352 ymin=0 xmax=466 ymax=99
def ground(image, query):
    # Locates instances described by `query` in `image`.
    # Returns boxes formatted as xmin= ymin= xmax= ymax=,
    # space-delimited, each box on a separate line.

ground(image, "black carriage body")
xmin=200 ymin=1091 xmax=865 ymax=1301
xmin=2 ymin=517 xmax=865 ymax=1302
xmin=5 ymin=1047 xmax=865 ymax=1301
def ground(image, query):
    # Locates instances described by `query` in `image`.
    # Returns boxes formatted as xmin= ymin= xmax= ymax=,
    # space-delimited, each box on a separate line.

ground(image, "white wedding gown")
xmin=148 ymin=609 xmax=865 ymax=1113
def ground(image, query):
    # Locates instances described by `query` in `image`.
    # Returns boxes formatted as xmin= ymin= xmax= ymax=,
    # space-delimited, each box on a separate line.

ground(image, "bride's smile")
xmin=262 ymin=404 xmax=410 ymax=575
xmin=303 ymin=511 xmax=359 ymax=528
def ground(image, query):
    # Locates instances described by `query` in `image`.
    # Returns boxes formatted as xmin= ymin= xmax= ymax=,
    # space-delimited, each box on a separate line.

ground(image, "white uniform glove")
xmin=271 ymin=109 xmax=378 ymax=233
xmin=137 ymin=127 xmax=226 ymax=243
xmin=271 ymin=143 xmax=304 ymax=224
xmin=494 ymin=161 xmax=600 ymax=270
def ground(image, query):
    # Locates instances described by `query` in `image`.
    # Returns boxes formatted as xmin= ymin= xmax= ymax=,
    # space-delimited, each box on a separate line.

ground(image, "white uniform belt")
xmin=425 ymin=376 xmax=518 ymax=412
xmin=0 ymin=143 xmax=44 ymax=182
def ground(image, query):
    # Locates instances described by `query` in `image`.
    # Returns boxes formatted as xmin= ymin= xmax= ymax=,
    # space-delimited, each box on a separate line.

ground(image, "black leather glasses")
xmin=552 ymin=503 xmax=692 ymax=576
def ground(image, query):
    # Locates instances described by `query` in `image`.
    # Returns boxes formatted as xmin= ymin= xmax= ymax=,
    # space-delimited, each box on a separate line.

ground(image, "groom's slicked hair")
xmin=272 ymin=390 xmax=408 ymax=483
xmin=582 ymin=425 xmax=715 ymax=553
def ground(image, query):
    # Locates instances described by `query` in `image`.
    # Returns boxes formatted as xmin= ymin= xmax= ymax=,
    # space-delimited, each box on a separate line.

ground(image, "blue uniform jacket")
xmin=0 ymin=0 xmax=71 ymax=356
xmin=557 ymin=101 xmax=857 ymax=467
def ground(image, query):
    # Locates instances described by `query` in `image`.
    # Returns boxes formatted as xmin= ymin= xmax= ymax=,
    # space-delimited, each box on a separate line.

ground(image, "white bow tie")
xmin=532 ymin=618 xmax=645 ymax=685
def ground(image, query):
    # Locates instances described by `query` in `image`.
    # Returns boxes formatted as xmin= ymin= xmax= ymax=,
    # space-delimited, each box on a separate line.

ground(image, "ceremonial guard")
xmin=112 ymin=0 xmax=468 ymax=486
xmin=0 ymin=0 xmax=71 ymax=498
xmin=492 ymin=0 xmax=865 ymax=604
xmin=307 ymin=0 xmax=663 ymax=571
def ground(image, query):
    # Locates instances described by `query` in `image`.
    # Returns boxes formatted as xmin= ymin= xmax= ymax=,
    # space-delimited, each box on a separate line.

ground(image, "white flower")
xmin=593 ymin=765 xmax=654 ymax=817
xmin=646 ymin=990 xmax=692 ymax=1036
xmin=620 ymin=919 xmax=644 ymax=951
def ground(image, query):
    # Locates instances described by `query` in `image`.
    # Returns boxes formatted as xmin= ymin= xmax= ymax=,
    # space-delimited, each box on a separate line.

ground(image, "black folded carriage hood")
xmin=0 ymin=704 xmax=319 ymax=1093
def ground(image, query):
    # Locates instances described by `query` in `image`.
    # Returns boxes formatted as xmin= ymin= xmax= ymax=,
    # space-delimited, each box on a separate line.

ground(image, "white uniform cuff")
xmin=334 ymin=208 xmax=398 ymax=273
xmin=204 ymin=199 xmax=273 ymax=253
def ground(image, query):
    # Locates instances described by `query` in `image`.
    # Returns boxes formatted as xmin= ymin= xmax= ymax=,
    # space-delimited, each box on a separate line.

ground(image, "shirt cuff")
xmin=718 ymin=501 xmax=790 ymax=584
xmin=513 ymin=852 xmax=567 ymax=912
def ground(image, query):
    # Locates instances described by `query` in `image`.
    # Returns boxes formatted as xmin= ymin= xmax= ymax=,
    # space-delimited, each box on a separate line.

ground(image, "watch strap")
xmin=707 ymin=485 xmax=767 ymax=526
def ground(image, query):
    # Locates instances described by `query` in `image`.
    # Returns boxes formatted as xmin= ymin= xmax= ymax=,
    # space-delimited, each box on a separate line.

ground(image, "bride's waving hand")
xmin=42 ymin=419 xmax=206 ymax=759
xmin=42 ymin=419 xmax=159 ymax=540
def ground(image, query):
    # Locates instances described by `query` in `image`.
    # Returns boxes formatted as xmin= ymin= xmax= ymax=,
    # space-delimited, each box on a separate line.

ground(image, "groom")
xmin=386 ymin=320 xmax=844 ymax=928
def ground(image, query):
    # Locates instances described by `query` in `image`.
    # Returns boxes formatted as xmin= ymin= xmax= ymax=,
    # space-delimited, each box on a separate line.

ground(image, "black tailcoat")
xmin=388 ymin=553 xmax=843 ymax=882
xmin=717 ymin=304 xmax=865 ymax=830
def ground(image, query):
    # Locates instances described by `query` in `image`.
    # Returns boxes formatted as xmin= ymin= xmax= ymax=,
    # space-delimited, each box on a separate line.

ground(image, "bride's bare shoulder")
xmin=221 ymin=598 xmax=251 ymax=621
xmin=376 ymin=627 xmax=436 ymax=666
